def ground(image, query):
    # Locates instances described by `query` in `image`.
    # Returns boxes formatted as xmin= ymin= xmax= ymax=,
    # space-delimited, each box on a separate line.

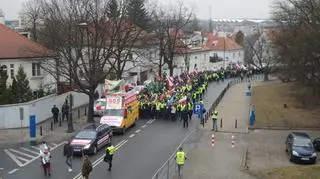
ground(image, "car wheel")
xmin=122 ymin=126 xmax=126 ymax=135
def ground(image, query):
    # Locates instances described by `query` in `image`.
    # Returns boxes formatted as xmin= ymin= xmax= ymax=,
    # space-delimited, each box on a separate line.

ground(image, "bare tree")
xmin=34 ymin=0 xmax=119 ymax=125
xmin=272 ymin=0 xmax=320 ymax=98
xmin=151 ymin=1 xmax=194 ymax=76
xmin=245 ymin=29 xmax=276 ymax=81
xmin=19 ymin=0 xmax=42 ymax=41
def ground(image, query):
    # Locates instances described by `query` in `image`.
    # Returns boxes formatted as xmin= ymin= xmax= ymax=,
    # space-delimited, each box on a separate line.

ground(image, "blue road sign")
xmin=193 ymin=104 xmax=203 ymax=115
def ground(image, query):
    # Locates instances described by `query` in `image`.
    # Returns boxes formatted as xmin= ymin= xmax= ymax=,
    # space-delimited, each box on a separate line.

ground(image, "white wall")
xmin=173 ymin=49 xmax=244 ymax=73
xmin=0 ymin=91 xmax=88 ymax=129
xmin=0 ymin=58 xmax=57 ymax=91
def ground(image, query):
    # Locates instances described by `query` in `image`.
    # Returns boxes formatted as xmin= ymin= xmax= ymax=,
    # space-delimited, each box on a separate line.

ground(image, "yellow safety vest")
xmin=212 ymin=113 xmax=218 ymax=120
xmin=106 ymin=145 xmax=116 ymax=155
xmin=188 ymin=103 xmax=193 ymax=110
xmin=180 ymin=104 xmax=186 ymax=111
xmin=156 ymin=102 xmax=161 ymax=111
xmin=176 ymin=151 xmax=186 ymax=165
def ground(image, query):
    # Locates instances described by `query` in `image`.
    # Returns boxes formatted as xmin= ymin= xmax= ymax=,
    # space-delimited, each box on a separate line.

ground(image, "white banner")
xmin=105 ymin=79 xmax=125 ymax=93
xmin=106 ymin=95 xmax=123 ymax=109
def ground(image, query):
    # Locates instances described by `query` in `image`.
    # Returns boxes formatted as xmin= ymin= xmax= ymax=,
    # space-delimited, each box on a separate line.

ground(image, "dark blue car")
xmin=285 ymin=132 xmax=317 ymax=164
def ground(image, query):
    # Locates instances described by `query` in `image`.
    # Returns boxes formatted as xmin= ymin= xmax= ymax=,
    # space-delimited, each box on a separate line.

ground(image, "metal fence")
xmin=151 ymin=74 xmax=265 ymax=179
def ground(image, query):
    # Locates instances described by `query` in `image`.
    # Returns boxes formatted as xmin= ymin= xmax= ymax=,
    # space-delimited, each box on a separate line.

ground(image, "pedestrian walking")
xmin=104 ymin=143 xmax=116 ymax=171
xmin=40 ymin=148 xmax=51 ymax=176
xmin=175 ymin=147 xmax=187 ymax=178
xmin=170 ymin=104 xmax=176 ymax=122
xmin=81 ymin=155 xmax=92 ymax=179
xmin=180 ymin=103 xmax=188 ymax=128
xmin=63 ymin=140 xmax=73 ymax=172
xmin=51 ymin=105 xmax=59 ymax=124
xmin=61 ymin=100 xmax=69 ymax=122
xmin=211 ymin=111 xmax=218 ymax=131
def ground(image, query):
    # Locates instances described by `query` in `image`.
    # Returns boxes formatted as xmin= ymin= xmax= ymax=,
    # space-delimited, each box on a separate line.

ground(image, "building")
xmin=173 ymin=31 xmax=244 ymax=74
xmin=0 ymin=23 xmax=57 ymax=91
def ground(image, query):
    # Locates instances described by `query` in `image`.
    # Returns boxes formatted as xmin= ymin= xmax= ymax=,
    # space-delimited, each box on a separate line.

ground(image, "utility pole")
xmin=223 ymin=36 xmax=226 ymax=69
xmin=208 ymin=5 xmax=213 ymax=32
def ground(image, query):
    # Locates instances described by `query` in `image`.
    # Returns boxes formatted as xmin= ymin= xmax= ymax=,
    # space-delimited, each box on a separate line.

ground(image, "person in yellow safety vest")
xmin=192 ymin=92 xmax=197 ymax=103
xmin=156 ymin=101 xmax=161 ymax=119
xmin=175 ymin=147 xmax=187 ymax=177
xmin=211 ymin=111 xmax=218 ymax=131
xmin=104 ymin=143 xmax=116 ymax=171
xmin=160 ymin=101 xmax=166 ymax=119
xmin=187 ymin=101 xmax=193 ymax=120
xmin=177 ymin=103 xmax=182 ymax=121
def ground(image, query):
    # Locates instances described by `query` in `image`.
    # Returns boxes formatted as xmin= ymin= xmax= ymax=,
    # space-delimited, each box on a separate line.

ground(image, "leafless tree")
xmin=19 ymin=0 xmax=42 ymax=41
xmin=151 ymin=1 xmax=194 ymax=76
xmin=245 ymin=29 xmax=276 ymax=81
xmin=32 ymin=0 xmax=120 ymax=124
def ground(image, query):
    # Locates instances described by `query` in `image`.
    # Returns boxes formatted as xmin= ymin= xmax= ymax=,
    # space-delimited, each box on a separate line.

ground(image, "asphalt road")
xmin=2 ymin=80 xmax=229 ymax=179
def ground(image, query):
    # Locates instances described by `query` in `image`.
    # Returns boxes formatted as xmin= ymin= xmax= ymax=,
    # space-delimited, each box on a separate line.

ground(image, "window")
xmin=10 ymin=64 xmax=14 ymax=78
xmin=32 ymin=63 xmax=41 ymax=76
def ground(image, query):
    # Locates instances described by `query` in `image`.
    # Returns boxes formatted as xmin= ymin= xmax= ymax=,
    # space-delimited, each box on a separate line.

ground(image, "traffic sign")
xmin=193 ymin=103 xmax=203 ymax=115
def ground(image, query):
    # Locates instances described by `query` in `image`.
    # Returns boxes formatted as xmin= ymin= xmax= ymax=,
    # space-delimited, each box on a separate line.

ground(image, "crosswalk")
xmin=4 ymin=142 xmax=61 ymax=167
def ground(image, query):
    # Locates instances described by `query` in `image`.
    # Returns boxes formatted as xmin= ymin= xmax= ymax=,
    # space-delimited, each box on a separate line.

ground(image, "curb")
xmin=249 ymin=127 xmax=320 ymax=131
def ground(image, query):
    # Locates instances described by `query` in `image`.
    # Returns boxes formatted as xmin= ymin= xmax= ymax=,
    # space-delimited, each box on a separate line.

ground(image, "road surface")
xmin=1 ymin=81 xmax=229 ymax=179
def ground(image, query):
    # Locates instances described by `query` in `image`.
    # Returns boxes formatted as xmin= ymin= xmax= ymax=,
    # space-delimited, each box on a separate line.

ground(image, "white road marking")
xmin=16 ymin=156 xmax=29 ymax=162
xmin=30 ymin=146 xmax=40 ymax=151
xmin=129 ymin=134 xmax=135 ymax=138
xmin=150 ymin=119 xmax=156 ymax=124
xmin=147 ymin=120 xmax=152 ymax=124
xmin=8 ymin=168 xmax=18 ymax=174
xmin=0 ymin=167 xmax=3 ymax=170
xmin=73 ymin=140 xmax=128 ymax=179
xmin=9 ymin=149 xmax=35 ymax=159
xmin=135 ymin=129 xmax=141 ymax=133
xmin=20 ymin=147 xmax=40 ymax=155
xmin=4 ymin=149 xmax=23 ymax=167
xmin=141 ymin=125 xmax=147 ymax=128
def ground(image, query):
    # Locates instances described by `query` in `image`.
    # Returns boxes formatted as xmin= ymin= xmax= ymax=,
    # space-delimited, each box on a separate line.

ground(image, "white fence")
xmin=0 ymin=92 xmax=89 ymax=129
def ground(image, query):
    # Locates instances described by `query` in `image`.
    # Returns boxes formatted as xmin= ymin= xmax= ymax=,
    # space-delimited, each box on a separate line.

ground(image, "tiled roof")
xmin=202 ymin=32 xmax=242 ymax=51
xmin=0 ymin=23 xmax=55 ymax=60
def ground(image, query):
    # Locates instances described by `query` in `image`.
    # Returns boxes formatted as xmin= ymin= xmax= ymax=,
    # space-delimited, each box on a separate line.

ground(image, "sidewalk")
xmin=0 ymin=104 xmax=94 ymax=147
xmin=177 ymin=83 xmax=255 ymax=179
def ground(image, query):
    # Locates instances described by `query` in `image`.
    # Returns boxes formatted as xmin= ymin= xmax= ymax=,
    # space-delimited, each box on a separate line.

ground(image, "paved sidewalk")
xmin=176 ymin=83 xmax=255 ymax=179
xmin=0 ymin=105 xmax=94 ymax=147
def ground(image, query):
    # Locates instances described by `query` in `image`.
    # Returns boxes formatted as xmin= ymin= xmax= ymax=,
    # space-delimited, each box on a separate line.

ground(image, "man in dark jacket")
xmin=63 ymin=140 xmax=73 ymax=172
xmin=61 ymin=101 xmax=69 ymax=122
xmin=51 ymin=105 xmax=59 ymax=124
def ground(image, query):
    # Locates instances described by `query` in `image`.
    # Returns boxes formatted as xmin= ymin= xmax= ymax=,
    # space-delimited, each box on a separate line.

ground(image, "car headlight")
xmin=292 ymin=151 xmax=299 ymax=156
xmin=312 ymin=152 xmax=317 ymax=157
xmin=83 ymin=144 xmax=91 ymax=149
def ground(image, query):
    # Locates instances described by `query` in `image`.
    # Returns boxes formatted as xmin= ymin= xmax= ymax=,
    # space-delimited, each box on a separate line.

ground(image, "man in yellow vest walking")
xmin=175 ymin=147 xmax=187 ymax=178
xmin=104 ymin=143 xmax=116 ymax=171
xmin=211 ymin=111 xmax=218 ymax=131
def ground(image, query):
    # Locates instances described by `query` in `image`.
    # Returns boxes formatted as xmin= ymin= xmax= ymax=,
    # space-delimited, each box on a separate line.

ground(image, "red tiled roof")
xmin=202 ymin=32 xmax=242 ymax=51
xmin=0 ymin=23 xmax=56 ymax=60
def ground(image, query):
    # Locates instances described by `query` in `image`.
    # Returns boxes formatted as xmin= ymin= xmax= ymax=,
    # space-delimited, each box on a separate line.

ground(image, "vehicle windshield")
xmin=293 ymin=138 xmax=313 ymax=147
xmin=75 ymin=131 xmax=96 ymax=139
xmin=105 ymin=109 xmax=123 ymax=116
xmin=94 ymin=100 xmax=106 ymax=107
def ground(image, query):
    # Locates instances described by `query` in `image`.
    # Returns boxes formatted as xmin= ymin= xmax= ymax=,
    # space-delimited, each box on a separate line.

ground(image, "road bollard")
xmin=231 ymin=135 xmax=235 ymax=148
xmin=235 ymin=119 xmax=238 ymax=129
xmin=84 ymin=107 xmax=87 ymax=116
xmin=40 ymin=125 xmax=43 ymax=136
xmin=220 ymin=118 xmax=223 ymax=128
xmin=78 ymin=109 xmax=80 ymax=119
xmin=211 ymin=134 xmax=215 ymax=147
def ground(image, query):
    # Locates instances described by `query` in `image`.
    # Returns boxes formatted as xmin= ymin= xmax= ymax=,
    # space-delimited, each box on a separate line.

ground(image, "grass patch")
xmin=252 ymin=82 xmax=320 ymax=128
xmin=254 ymin=165 xmax=320 ymax=179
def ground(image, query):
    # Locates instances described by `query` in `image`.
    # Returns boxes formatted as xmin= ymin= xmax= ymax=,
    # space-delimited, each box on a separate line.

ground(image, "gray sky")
xmin=0 ymin=0 xmax=272 ymax=20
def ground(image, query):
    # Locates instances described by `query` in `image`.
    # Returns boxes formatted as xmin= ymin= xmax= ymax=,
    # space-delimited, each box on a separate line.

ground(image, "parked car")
xmin=285 ymin=132 xmax=317 ymax=164
xmin=313 ymin=137 xmax=320 ymax=151
xmin=70 ymin=123 xmax=112 ymax=155
xmin=94 ymin=98 xmax=106 ymax=117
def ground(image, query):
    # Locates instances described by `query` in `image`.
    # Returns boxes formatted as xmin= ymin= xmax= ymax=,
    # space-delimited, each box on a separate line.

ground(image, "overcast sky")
xmin=0 ymin=0 xmax=273 ymax=20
